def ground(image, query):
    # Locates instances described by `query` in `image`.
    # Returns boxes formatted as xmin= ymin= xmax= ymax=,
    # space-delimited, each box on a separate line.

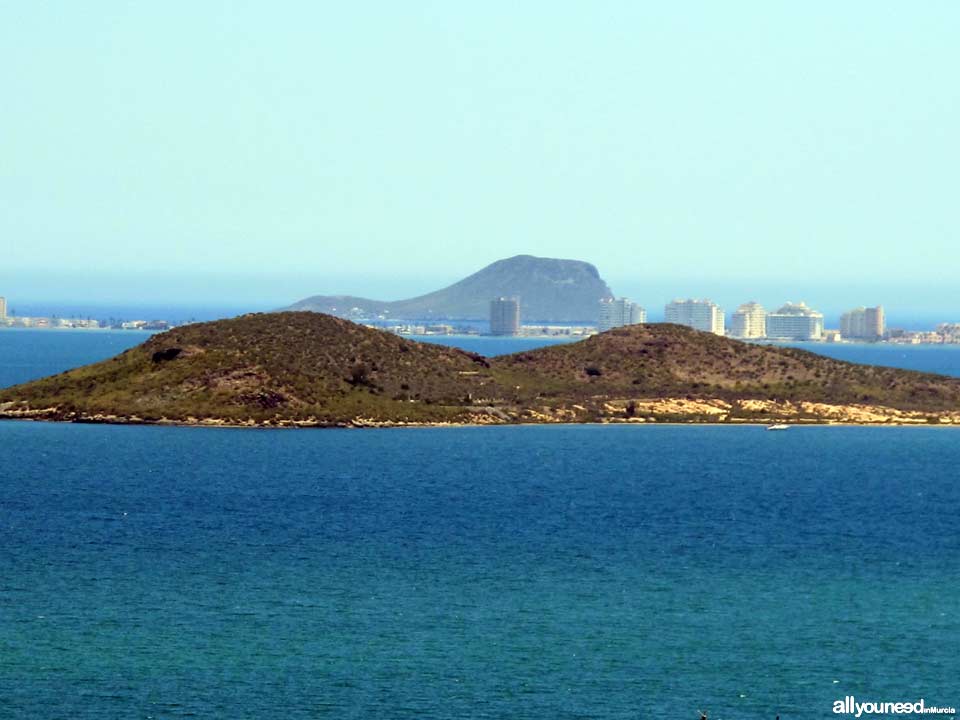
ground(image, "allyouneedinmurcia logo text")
xmin=834 ymin=697 xmax=956 ymax=716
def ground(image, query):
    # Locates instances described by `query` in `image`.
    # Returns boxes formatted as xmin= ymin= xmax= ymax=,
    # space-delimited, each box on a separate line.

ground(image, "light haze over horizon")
xmin=2 ymin=2 xmax=958 ymax=322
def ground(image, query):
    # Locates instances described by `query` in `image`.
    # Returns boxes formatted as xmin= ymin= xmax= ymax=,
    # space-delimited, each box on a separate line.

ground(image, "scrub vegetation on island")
xmin=3 ymin=312 xmax=960 ymax=427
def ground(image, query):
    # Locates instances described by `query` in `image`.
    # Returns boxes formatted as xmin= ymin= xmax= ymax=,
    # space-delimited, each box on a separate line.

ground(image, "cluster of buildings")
xmin=937 ymin=324 xmax=960 ymax=342
xmin=657 ymin=299 xmax=828 ymax=340
xmin=386 ymin=323 xmax=473 ymax=336
xmin=647 ymin=299 xmax=890 ymax=343
xmin=886 ymin=324 xmax=960 ymax=345
xmin=0 ymin=297 xmax=102 ymax=329
xmin=486 ymin=293 xmax=903 ymax=344
xmin=729 ymin=301 xmax=828 ymax=341
xmin=117 ymin=320 xmax=172 ymax=331
xmin=2 ymin=316 xmax=102 ymax=329
xmin=0 ymin=295 xmax=172 ymax=331
xmin=663 ymin=299 xmax=890 ymax=342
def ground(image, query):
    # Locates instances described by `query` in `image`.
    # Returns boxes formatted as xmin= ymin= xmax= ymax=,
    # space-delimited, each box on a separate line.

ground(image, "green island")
xmin=3 ymin=311 xmax=960 ymax=427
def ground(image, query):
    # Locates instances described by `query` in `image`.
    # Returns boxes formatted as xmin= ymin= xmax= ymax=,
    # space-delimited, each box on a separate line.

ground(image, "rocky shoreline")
xmin=4 ymin=396 xmax=960 ymax=429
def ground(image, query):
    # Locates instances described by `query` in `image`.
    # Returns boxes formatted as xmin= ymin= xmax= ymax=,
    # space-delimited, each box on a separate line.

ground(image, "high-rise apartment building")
xmin=598 ymin=298 xmax=646 ymax=332
xmin=840 ymin=306 xmax=885 ymax=340
xmin=664 ymin=299 xmax=724 ymax=336
xmin=729 ymin=301 xmax=766 ymax=339
xmin=766 ymin=302 xmax=823 ymax=340
xmin=489 ymin=297 xmax=520 ymax=336
xmin=0 ymin=296 xmax=6 ymax=320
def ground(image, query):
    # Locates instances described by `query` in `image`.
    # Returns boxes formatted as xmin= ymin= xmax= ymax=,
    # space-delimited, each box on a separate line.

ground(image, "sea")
xmin=1 ymin=329 xmax=958 ymax=719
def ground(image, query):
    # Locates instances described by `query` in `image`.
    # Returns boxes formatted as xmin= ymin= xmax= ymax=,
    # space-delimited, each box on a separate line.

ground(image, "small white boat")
xmin=766 ymin=423 xmax=790 ymax=431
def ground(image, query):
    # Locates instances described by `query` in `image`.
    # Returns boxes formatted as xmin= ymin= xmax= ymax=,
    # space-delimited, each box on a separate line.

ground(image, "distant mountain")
xmin=283 ymin=255 xmax=615 ymax=322
xmin=5 ymin=312 xmax=960 ymax=427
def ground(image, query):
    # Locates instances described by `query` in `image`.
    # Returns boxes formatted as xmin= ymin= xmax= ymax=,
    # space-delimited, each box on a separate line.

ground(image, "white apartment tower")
xmin=840 ymin=306 xmax=885 ymax=340
xmin=0 ymin=296 xmax=6 ymax=320
xmin=664 ymin=299 xmax=725 ymax=336
xmin=489 ymin=297 xmax=521 ymax=336
xmin=766 ymin=302 xmax=824 ymax=340
xmin=598 ymin=298 xmax=646 ymax=332
xmin=729 ymin=302 xmax=766 ymax=339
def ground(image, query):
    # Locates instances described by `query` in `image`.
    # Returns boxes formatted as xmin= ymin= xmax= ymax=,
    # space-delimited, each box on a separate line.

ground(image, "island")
xmin=3 ymin=312 xmax=960 ymax=427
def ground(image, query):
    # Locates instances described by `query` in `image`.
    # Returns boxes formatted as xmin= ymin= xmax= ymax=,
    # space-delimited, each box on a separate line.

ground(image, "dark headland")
xmin=3 ymin=312 xmax=960 ymax=428
xmin=283 ymin=254 xmax=614 ymax=322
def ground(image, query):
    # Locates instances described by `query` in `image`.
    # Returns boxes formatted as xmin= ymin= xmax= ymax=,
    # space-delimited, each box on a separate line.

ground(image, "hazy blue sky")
xmin=2 ymin=2 xmax=958 ymax=320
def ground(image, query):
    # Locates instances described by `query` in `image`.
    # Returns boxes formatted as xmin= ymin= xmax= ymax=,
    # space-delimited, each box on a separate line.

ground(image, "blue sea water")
xmin=410 ymin=334 xmax=580 ymax=358
xmin=1 ymin=423 xmax=958 ymax=718
xmin=0 ymin=329 xmax=150 ymax=389
xmin=1 ymin=331 xmax=959 ymax=718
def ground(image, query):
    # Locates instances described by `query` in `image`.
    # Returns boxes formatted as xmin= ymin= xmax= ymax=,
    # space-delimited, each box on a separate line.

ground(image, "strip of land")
xmin=3 ymin=312 xmax=960 ymax=427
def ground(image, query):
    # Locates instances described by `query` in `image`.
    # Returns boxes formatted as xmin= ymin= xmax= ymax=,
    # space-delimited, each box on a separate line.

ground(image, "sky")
xmin=2 ymin=2 xmax=958 ymax=323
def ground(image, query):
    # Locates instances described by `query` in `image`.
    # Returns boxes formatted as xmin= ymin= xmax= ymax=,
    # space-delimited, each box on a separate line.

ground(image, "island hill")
xmin=4 ymin=312 xmax=960 ymax=428
xmin=284 ymin=254 xmax=614 ymax=322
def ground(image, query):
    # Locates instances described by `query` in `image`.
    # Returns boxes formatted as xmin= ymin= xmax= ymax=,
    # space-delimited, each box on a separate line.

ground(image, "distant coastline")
xmin=0 ymin=324 xmax=155 ymax=332
xmin=7 ymin=321 xmax=960 ymax=347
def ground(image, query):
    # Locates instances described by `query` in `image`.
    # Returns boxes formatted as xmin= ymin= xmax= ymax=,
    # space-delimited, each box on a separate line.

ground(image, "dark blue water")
xmin=410 ymin=334 xmax=579 ymax=357
xmin=0 ymin=329 xmax=149 ymax=389
xmin=1 ymin=423 xmax=958 ymax=718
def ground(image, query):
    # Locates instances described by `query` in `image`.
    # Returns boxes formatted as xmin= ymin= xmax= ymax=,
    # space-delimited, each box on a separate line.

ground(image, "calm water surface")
xmin=1 ymin=424 xmax=958 ymax=718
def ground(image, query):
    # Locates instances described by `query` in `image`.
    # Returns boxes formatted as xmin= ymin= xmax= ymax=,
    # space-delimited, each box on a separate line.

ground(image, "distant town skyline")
xmin=3 ymin=3 xmax=959 ymax=317
xmin=0 ymin=266 xmax=950 ymax=331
